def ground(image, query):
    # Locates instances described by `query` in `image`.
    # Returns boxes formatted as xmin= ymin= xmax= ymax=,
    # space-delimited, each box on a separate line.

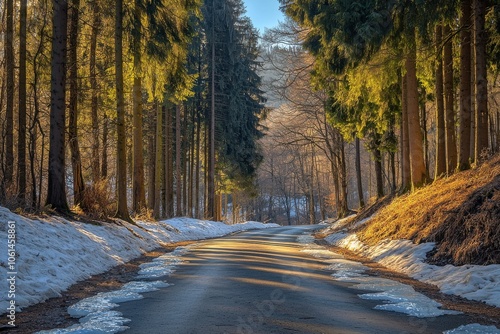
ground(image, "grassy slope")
xmin=347 ymin=154 xmax=500 ymax=266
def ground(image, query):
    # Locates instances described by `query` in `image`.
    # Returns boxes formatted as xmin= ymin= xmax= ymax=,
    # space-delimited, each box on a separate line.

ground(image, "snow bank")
xmin=325 ymin=223 xmax=500 ymax=308
xmin=0 ymin=206 xmax=277 ymax=314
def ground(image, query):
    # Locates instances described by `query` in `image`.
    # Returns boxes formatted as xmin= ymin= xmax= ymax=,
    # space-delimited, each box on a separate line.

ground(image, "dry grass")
xmin=354 ymin=154 xmax=500 ymax=266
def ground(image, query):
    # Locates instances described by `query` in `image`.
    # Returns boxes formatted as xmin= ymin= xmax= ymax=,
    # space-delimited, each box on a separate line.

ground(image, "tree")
xmin=474 ymin=0 xmax=489 ymax=161
xmin=114 ymin=0 xmax=131 ymax=221
xmin=68 ymin=0 xmax=85 ymax=207
xmin=17 ymin=0 xmax=28 ymax=204
xmin=90 ymin=0 xmax=101 ymax=183
xmin=3 ymin=0 xmax=14 ymax=197
xmin=444 ymin=24 xmax=457 ymax=174
xmin=406 ymin=38 xmax=428 ymax=188
xmin=435 ymin=25 xmax=447 ymax=177
xmin=458 ymin=0 xmax=472 ymax=171
xmin=131 ymin=0 xmax=146 ymax=213
xmin=46 ymin=0 xmax=70 ymax=212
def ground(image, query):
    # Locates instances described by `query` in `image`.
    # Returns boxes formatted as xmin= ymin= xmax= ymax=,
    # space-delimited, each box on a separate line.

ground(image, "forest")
xmin=0 ymin=0 xmax=499 ymax=225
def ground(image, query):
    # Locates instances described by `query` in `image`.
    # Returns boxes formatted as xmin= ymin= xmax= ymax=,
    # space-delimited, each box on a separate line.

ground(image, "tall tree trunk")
xmin=188 ymin=104 xmax=196 ymax=217
xmin=17 ymin=0 xmax=28 ymax=205
xmin=355 ymin=137 xmax=365 ymax=208
xmin=374 ymin=147 xmax=384 ymax=199
xmin=435 ymin=25 xmax=447 ymax=177
xmin=46 ymin=0 xmax=70 ymax=212
xmin=114 ymin=0 xmax=131 ymax=221
xmin=401 ymin=73 xmax=411 ymax=190
xmin=90 ymin=0 xmax=101 ymax=182
xmin=182 ymin=104 xmax=189 ymax=215
xmin=68 ymin=0 xmax=85 ymax=207
xmin=406 ymin=39 xmax=427 ymax=189
xmin=102 ymin=114 xmax=109 ymax=178
xmin=132 ymin=0 xmax=146 ymax=213
xmin=154 ymin=101 xmax=163 ymax=219
xmin=176 ymin=105 xmax=182 ymax=216
xmin=458 ymin=0 xmax=472 ymax=171
xmin=165 ymin=105 xmax=174 ymax=217
xmin=195 ymin=110 xmax=201 ymax=218
xmin=444 ymin=25 xmax=458 ymax=174
xmin=4 ymin=0 xmax=14 ymax=195
xmin=207 ymin=0 xmax=216 ymax=220
xmin=337 ymin=134 xmax=349 ymax=218
xmin=474 ymin=0 xmax=489 ymax=161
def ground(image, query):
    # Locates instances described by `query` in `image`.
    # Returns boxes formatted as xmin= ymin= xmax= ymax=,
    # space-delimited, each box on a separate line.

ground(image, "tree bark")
xmin=4 ymin=0 xmax=14 ymax=195
xmin=401 ymin=73 xmax=411 ymax=190
xmin=132 ymin=0 xmax=146 ymax=213
xmin=176 ymin=105 xmax=182 ymax=217
xmin=46 ymin=0 xmax=70 ymax=212
xmin=17 ymin=0 xmax=28 ymax=205
xmin=154 ymin=101 xmax=163 ymax=219
xmin=458 ymin=0 xmax=472 ymax=171
xmin=68 ymin=0 xmax=86 ymax=207
xmin=444 ymin=24 xmax=457 ymax=174
xmin=406 ymin=40 xmax=428 ymax=189
xmin=355 ymin=137 xmax=365 ymax=208
xmin=114 ymin=0 xmax=131 ymax=221
xmin=435 ymin=25 xmax=447 ymax=177
xmin=90 ymin=0 xmax=101 ymax=182
xmin=474 ymin=0 xmax=489 ymax=161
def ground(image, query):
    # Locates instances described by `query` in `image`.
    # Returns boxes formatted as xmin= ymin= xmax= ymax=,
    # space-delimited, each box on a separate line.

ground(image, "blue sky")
xmin=242 ymin=0 xmax=285 ymax=33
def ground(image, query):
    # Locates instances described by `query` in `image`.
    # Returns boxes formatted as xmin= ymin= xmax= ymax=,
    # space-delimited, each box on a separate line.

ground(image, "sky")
xmin=242 ymin=0 xmax=285 ymax=34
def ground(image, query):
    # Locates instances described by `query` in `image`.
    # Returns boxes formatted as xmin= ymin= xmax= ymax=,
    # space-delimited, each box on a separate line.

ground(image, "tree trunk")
xmin=458 ymin=0 xmax=472 ymax=171
xmin=114 ymin=0 xmax=131 ymax=221
xmin=176 ymin=105 xmax=182 ymax=217
xmin=90 ymin=0 xmax=101 ymax=182
xmin=337 ymin=135 xmax=349 ymax=218
xmin=102 ymin=113 xmax=109 ymax=178
xmin=132 ymin=0 xmax=146 ymax=213
xmin=17 ymin=0 xmax=28 ymax=206
xmin=401 ymin=73 xmax=411 ymax=190
xmin=355 ymin=137 xmax=365 ymax=208
xmin=474 ymin=0 xmax=489 ymax=161
xmin=46 ymin=0 xmax=70 ymax=212
xmin=195 ymin=110 xmax=201 ymax=218
xmin=444 ymin=24 xmax=458 ymax=174
xmin=207 ymin=0 xmax=216 ymax=220
xmin=406 ymin=40 xmax=427 ymax=189
xmin=68 ymin=0 xmax=85 ymax=207
xmin=374 ymin=147 xmax=384 ymax=199
xmin=4 ymin=0 xmax=14 ymax=195
xmin=435 ymin=25 xmax=447 ymax=177
xmin=165 ymin=105 xmax=174 ymax=218
xmin=154 ymin=101 xmax=163 ymax=219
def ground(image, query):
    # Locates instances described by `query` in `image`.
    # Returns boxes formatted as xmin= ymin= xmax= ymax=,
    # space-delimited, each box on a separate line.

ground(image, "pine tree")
xmin=46 ymin=0 xmax=70 ymax=213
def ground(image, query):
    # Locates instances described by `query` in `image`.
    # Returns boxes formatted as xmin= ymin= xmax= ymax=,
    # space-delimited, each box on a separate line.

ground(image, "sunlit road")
xmin=119 ymin=226 xmax=472 ymax=334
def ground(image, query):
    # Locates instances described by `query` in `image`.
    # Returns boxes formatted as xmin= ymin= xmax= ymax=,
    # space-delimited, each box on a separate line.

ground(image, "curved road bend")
xmin=119 ymin=225 xmax=473 ymax=334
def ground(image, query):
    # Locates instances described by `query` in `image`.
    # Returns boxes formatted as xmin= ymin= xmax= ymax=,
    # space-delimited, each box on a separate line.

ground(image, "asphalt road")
xmin=119 ymin=225 xmax=473 ymax=334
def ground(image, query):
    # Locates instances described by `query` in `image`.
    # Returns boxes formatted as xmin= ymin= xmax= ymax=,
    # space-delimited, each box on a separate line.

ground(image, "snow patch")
xmin=0 ymin=205 xmax=278 ymax=314
xmin=444 ymin=324 xmax=500 ymax=333
xmin=325 ymin=229 xmax=500 ymax=308
xmin=299 ymin=234 xmax=460 ymax=318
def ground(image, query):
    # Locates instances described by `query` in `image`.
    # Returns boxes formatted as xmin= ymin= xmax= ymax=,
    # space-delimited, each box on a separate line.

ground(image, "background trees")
xmin=1 ymin=0 xmax=499 ymax=225
xmin=0 ymin=0 xmax=265 ymax=223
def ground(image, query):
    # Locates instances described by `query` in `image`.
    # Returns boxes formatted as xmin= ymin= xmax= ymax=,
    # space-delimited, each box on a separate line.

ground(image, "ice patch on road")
xmin=298 ymin=233 xmax=460 ymax=319
xmin=137 ymin=246 xmax=192 ymax=279
xmin=444 ymin=324 xmax=500 ymax=333
xmin=37 ymin=247 xmax=188 ymax=334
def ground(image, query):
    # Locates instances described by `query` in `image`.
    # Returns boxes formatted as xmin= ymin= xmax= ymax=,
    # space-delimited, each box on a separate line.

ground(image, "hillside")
xmin=326 ymin=154 xmax=500 ymax=266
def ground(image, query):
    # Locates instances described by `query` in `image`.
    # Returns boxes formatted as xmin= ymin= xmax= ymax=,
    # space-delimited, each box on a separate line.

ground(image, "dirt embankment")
xmin=340 ymin=154 xmax=500 ymax=266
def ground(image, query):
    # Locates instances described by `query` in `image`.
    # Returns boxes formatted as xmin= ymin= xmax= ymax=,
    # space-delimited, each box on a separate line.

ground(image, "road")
xmin=119 ymin=225 xmax=472 ymax=334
